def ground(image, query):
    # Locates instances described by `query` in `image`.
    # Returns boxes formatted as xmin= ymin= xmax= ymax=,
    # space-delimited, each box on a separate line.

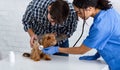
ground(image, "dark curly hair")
xmin=73 ymin=0 xmax=112 ymax=10
xmin=49 ymin=0 xmax=69 ymax=24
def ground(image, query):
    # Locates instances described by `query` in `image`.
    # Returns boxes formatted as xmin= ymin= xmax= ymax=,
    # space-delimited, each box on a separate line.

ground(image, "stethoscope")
xmin=73 ymin=9 xmax=86 ymax=47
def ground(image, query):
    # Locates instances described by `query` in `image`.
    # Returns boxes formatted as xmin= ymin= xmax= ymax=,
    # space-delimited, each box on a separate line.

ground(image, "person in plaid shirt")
xmin=22 ymin=0 xmax=78 ymax=56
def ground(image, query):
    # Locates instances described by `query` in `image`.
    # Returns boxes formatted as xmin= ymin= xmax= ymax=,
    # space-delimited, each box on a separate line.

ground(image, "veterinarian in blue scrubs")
xmin=42 ymin=0 xmax=120 ymax=70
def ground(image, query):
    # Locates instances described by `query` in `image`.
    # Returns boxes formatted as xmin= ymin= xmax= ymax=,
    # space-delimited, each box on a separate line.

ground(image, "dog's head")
xmin=41 ymin=33 xmax=57 ymax=48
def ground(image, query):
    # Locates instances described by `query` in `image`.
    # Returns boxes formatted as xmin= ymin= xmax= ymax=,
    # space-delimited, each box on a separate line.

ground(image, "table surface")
xmin=0 ymin=51 xmax=107 ymax=70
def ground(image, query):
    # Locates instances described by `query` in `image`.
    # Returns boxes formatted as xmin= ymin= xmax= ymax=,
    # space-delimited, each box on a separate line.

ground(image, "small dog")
xmin=23 ymin=33 xmax=57 ymax=61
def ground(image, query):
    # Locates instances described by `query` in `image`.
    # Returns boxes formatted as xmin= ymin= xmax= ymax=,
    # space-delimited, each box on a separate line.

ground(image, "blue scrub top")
xmin=83 ymin=8 xmax=120 ymax=70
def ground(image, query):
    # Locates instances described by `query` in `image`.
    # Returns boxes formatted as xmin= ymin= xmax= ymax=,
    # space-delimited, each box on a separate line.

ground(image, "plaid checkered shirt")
xmin=22 ymin=0 xmax=78 ymax=45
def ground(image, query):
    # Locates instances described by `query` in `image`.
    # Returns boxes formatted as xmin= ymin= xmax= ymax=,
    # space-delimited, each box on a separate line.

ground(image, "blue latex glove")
xmin=79 ymin=52 xmax=100 ymax=60
xmin=42 ymin=46 xmax=59 ymax=55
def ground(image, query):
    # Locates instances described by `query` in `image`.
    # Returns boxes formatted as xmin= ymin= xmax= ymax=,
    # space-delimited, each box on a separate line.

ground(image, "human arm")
xmin=42 ymin=44 xmax=91 ymax=55
xmin=22 ymin=1 xmax=38 ymax=48
xmin=59 ymin=44 xmax=91 ymax=54
xmin=27 ymin=29 xmax=38 ymax=48
xmin=27 ymin=28 xmax=35 ymax=37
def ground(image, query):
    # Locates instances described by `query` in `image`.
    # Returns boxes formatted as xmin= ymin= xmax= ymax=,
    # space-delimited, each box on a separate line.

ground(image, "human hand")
xmin=42 ymin=46 xmax=59 ymax=55
xmin=79 ymin=52 xmax=100 ymax=60
xmin=30 ymin=34 xmax=38 ymax=48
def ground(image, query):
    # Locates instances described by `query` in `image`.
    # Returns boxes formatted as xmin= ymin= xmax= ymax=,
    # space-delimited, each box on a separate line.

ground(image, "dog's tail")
xmin=23 ymin=53 xmax=30 ymax=57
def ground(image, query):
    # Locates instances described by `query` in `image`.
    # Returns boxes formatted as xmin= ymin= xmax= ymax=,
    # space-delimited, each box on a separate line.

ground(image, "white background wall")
xmin=0 ymin=0 xmax=120 ymax=54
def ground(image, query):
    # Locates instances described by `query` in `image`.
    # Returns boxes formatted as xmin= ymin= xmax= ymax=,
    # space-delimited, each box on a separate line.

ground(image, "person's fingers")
xmin=32 ymin=34 xmax=37 ymax=40
xmin=30 ymin=35 xmax=35 ymax=48
xmin=79 ymin=56 xmax=98 ymax=60
xmin=30 ymin=40 xmax=33 ymax=48
xmin=79 ymin=56 xmax=92 ymax=60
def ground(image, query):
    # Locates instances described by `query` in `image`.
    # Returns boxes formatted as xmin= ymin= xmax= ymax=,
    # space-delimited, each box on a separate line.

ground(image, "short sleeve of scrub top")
xmin=83 ymin=10 xmax=113 ymax=50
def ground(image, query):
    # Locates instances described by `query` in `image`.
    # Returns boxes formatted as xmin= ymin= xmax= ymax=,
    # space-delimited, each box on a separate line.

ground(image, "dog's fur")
xmin=23 ymin=33 xmax=57 ymax=61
